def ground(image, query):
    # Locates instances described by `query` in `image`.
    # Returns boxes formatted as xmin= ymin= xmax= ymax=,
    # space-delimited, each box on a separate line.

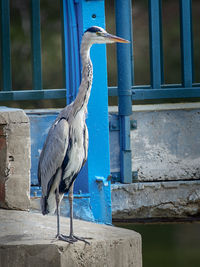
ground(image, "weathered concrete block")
xmin=0 ymin=210 xmax=142 ymax=267
xmin=131 ymin=103 xmax=200 ymax=181
xmin=0 ymin=107 xmax=30 ymax=210
xmin=109 ymin=103 xmax=200 ymax=182
xmin=112 ymin=181 xmax=200 ymax=221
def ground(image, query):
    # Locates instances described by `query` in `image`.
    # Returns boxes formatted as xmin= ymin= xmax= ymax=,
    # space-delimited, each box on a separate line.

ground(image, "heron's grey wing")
xmin=38 ymin=118 xmax=69 ymax=196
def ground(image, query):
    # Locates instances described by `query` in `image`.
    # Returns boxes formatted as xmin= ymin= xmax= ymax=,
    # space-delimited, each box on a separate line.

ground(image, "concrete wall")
xmin=1 ymin=104 xmax=199 ymax=222
xmin=0 ymin=107 xmax=30 ymax=210
xmin=0 ymin=210 xmax=142 ymax=267
xmin=131 ymin=103 xmax=200 ymax=181
xmin=112 ymin=180 xmax=200 ymax=221
xmin=110 ymin=103 xmax=200 ymax=221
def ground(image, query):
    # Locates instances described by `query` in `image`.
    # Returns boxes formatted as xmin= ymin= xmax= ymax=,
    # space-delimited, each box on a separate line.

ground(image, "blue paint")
xmin=61 ymin=0 xmax=70 ymax=98
xmin=149 ymin=0 xmax=162 ymax=89
xmin=180 ymin=0 xmax=193 ymax=87
xmin=109 ymin=83 xmax=200 ymax=100
xmin=131 ymin=87 xmax=200 ymax=101
xmin=80 ymin=0 xmax=111 ymax=224
xmin=115 ymin=0 xmax=133 ymax=183
xmin=115 ymin=0 xmax=133 ymax=116
xmin=62 ymin=0 xmax=81 ymax=104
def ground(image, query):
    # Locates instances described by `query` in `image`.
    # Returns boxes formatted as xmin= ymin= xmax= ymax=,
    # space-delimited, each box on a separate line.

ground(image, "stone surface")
xmin=0 ymin=209 xmax=142 ymax=267
xmin=111 ymin=181 xmax=200 ymax=221
xmin=131 ymin=108 xmax=200 ymax=181
xmin=0 ymin=107 xmax=30 ymax=210
xmin=109 ymin=103 xmax=200 ymax=181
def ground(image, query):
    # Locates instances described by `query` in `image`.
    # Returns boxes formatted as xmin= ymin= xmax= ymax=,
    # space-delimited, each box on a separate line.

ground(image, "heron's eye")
xmin=96 ymin=32 xmax=102 ymax=36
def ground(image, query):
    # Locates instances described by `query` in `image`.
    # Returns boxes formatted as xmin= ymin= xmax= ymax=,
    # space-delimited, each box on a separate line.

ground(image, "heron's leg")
xmin=68 ymin=183 xmax=91 ymax=244
xmin=69 ymin=182 xmax=74 ymax=237
xmin=56 ymin=189 xmax=60 ymax=237
xmin=55 ymin=189 xmax=73 ymax=243
xmin=58 ymin=182 xmax=90 ymax=245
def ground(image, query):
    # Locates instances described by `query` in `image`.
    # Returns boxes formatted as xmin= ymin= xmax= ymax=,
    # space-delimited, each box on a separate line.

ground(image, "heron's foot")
xmin=56 ymin=233 xmax=91 ymax=245
xmin=56 ymin=234 xmax=74 ymax=244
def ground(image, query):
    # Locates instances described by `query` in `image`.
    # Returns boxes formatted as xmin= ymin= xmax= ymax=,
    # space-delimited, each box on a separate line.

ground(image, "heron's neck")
xmin=73 ymin=40 xmax=93 ymax=116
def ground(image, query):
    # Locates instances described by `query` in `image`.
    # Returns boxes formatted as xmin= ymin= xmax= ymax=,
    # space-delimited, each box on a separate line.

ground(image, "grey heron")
xmin=38 ymin=26 xmax=129 ymax=244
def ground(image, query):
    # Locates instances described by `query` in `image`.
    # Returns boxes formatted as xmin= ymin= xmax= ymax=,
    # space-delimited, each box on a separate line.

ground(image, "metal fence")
xmin=0 ymin=0 xmax=69 ymax=101
xmin=109 ymin=0 xmax=200 ymax=102
xmin=1 ymin=0 xmax=199 ymax=101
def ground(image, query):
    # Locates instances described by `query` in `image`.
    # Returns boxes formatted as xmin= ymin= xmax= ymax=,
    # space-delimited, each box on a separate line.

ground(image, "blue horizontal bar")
xmin=108 ymin=85 xmax=200 ymax=100
xmin=132 ymin=88 xmax=200 ymax=100
xmin=31 ymin=186 xmax=91 ymax=198
xmin=0 ymin=89 xmax=66 ymax=101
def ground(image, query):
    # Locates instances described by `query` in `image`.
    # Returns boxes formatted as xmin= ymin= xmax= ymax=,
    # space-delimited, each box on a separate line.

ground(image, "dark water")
xmin=115 ymin=223 xmax=200 ymax=267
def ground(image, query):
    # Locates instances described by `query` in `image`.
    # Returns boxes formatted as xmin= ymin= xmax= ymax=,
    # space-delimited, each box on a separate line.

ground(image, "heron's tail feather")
xmin=41 ymin=193 xmax=57 ymax=215
xmin=41 ymin=196 xmax=48 ymax=215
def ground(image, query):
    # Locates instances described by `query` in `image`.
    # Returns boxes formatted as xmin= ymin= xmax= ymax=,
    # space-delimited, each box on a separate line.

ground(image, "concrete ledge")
xmin=112 ymin=181 xmax=200 ymax=221
xmin=0 ymin=210 xmax=142 ymax=267
xmin=0 ymin=107 xmax=30 ymax=210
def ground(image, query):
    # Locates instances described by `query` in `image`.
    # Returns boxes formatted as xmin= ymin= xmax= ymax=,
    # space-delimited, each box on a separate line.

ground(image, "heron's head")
xmin=83 ymin=26 xmax=129 ymax=45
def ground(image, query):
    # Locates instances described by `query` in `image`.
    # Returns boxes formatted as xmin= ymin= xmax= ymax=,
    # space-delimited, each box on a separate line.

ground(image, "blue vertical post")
xmin=81 ymin=0 xmax=111 ymax=223
xmin=115 ymin=0 xmax=133 ymax=183
xmin=180 ymin=0 xmax=193 ymax=87
xmin=68 ymin=1 xmax=81 ymax=100
xmin=62 ymin=0 xmax=111 ymax=224
xmin=149 ymin=0 xmax=162 ymax=88
xmin=159 ymin=0 xmax=164 ymax=84
xmin=61 ymin=0 xmax=81 ymax=105
xmin=61 ymin=0 xmax=71 ymax=103
xmin=31 ymin=0 xmax=42 ymax=90
xmin=0 ymin=0 xmax=12 ymax=91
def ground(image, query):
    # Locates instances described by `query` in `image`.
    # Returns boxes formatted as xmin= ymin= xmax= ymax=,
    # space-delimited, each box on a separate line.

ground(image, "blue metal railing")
xmin=1 ymin=0 xmax=199 ymax=102
xmin=108 ymin=0 xmax=200 ymax=101
xmin=0 ymin=0 xmax=84 ymax=103
xmin=0 ymin=0 xmax=66 ymax=101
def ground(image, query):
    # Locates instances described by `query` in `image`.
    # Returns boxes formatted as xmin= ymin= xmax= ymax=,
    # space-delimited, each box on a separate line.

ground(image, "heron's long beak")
xmin=104 ymin=33 xmax=130 ymax=43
